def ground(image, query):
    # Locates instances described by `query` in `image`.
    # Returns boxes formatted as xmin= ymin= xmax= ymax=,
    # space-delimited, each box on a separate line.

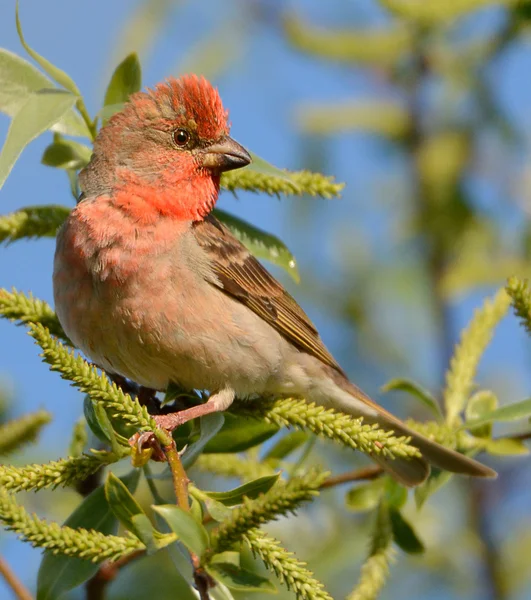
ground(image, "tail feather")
xmin=372 ymin=453 xmax=430 ymax=487
xmin=323 ymin=373 xmax=497 ymax=486
xmin=384 ymin=416 xmax=496 ymax=479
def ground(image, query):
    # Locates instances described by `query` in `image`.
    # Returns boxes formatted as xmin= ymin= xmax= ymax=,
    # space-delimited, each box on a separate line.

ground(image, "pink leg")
xmin=153 ymin=388 xmax=235 ymax=431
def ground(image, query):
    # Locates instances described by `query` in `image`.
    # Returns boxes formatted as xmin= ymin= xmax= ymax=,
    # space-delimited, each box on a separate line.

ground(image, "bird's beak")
xmin=199 ymin=136 xmax=252 ymax=172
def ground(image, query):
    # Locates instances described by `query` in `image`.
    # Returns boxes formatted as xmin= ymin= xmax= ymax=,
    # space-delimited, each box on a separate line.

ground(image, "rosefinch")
xmin=53 ymin=75 xmax=495 ymax=486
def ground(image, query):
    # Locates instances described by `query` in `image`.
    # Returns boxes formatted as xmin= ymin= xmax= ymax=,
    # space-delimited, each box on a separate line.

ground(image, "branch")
xmin=162 ymin=438 xmax=210 ymax=600
xmin=320 ymin=466 xmax=383 ymax=489
xmin=0 ymin=556 xmax=33 ymax=600
xmin=163 ymin=439 xmax=190 ymax=511
xmin=85 ymin=550 xmax=145 ymax=600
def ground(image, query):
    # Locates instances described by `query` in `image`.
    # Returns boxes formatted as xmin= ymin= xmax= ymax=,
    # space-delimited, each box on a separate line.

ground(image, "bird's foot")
xmin=128 ymin=388 xmax=236 ymax=463
xmin=129 ymin=430 xmax=166 ymax=464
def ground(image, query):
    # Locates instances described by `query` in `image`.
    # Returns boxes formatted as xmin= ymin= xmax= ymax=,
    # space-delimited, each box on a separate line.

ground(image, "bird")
xmin=53 ymin=74 xmax=496 ymax=486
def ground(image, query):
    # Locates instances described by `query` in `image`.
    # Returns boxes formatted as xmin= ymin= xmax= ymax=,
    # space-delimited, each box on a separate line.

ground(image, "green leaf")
xmin=181 ymin=413 xmax=225 ymax=468
xmin=104 ymin=472 xmax=149 ymax=537
xmin=463 ymin=398 xmax=531 ymax=430
xmin=96 ymin=102 xmax=125 ymax=122
xmin=414 ymin=469 xmax=453 ymax=509
xmin=206 ymin=563 xmax=276 ymax=593
xmin=204 ymin=474 xmax=280 ymax=506
xmin=384 ymin=478 xmax=408 ymax=509
xmin=483 ymin=438 xmax=529 ymax=456
xmin=382 ymin=378 xmax=442 ymax=418
xmin=210 ymin=583 xmax=238 ymax=600
xmin=104 ymin=53 xmax=142 ymax=108
xmin=130 ymin=513 xmax=176 ymax=554
xmin=204 ymin=496 xmax=233 ymax=522
xmin=190 ymin=495 xmax=204 ymax=524
xmin=16 ymin=2 xmax=81 ymax=97
xmin=211 ymin=551 xmax=241 ymax=567
xmin=41 ymin=138 xmax=92 ymax=171
xmin=389 ymin=509 xmax=424 ymax=554
xmin=0 ymin=89 xmax=77 ymax=190
xmin=345 ymin=479 xmax=384 ymax=512
xmin=94 ymin=402 xmax=126 ymax=453
xmin=66 ymin=169 xmax=79 ymax=200
xmin=153 ymin=505 xmax=210 ymax=558
xmin=37 ymin=470 xmax=140 ymax=600
xmin=203 ymin=413 xmax=279 ymax=454
xmin=84 ymin=394 xmax=136 ymax=446
xmin=0 ymin=49 xmax=88 ymax=137
xmin=83 ymin=395 xmax=111 ymax=444
xmin=190 ymin=484 xmax=233 ymax=521
xmin=213 ymin=209 xmax=300 ymax=283
xmin=263 ymin=431 xmax=309 ymax=461
xmin=465 ymin=391 xmax=498 ymax=438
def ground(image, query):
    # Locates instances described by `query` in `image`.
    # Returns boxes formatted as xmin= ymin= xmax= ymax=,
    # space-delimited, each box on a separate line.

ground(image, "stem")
xmin=0 ymin=556 xmax=33 ymax=600
xmin=76 ymin=98 xmax=97 ymax=141
xmin=85 ymin=551 xmax=145 ymax=600
xmin=320 ymin=465 xmax=383 ymax=489
xmin=161 ymin=437 xmax=210 ymax=600
xmin=162 ymin=438 xmax=190 ymax=511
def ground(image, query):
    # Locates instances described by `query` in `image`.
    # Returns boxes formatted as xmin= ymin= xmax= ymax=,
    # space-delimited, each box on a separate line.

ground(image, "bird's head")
xmin=79 ymin=75 xmax=251 ymax=220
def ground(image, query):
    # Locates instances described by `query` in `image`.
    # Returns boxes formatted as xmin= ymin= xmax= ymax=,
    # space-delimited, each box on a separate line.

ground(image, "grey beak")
xmin=199 ymin=136 xmax=252 ymax=172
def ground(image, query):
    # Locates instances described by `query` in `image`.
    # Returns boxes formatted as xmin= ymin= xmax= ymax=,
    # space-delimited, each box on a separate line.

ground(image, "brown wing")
xmin=192 ymin=214 xmax=344 ymax=374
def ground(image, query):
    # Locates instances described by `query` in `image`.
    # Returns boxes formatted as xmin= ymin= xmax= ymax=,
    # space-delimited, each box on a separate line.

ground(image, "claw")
xmin=129 ymin=430 xmax=167 ymax=463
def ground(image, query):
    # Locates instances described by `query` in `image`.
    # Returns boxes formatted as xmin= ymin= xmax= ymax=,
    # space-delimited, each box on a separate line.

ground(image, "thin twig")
xmin=320 ymin=465 xmax=383 ymax=489
xmin=162 ymin=437 xmax=211 ymax=600
xmin=0 ymin=556 xmax=33 ymax=600
xmin=162 ymin=438 xmax=190 ymax=511
xmin=85 ymin=551 xmax=145 ymax=600
xmin=504 ymin=430 xmax=531 ymax=442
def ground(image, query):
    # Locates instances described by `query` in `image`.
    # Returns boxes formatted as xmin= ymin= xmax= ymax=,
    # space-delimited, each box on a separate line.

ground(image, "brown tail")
xmin=328 ymin=375 xmax=497 ymax=487
xmin=373 ymin=414 xmax=496 ymax=486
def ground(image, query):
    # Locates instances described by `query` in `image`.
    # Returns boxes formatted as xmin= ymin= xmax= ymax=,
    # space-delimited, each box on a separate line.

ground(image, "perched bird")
xmin=54 ymin=75 xmax=495 ymax=486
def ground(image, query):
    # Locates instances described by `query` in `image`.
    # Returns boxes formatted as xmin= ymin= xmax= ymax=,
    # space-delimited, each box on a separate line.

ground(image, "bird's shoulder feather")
xmin=192 ymin=214 xmax=344 ymax=374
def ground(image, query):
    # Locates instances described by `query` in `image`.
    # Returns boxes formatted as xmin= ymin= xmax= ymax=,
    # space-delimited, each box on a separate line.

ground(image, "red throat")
xmin=112 ymin=167 xmax=220 ymax=224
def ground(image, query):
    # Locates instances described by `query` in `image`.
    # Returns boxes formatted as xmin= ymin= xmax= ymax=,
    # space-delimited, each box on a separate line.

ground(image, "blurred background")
xmin=2 ymin=0 xmax=531 ymax=598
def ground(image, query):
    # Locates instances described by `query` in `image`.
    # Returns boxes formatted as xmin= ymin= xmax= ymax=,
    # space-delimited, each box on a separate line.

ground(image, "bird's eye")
xmin=172 ymin=128 xmax=191 ymax=147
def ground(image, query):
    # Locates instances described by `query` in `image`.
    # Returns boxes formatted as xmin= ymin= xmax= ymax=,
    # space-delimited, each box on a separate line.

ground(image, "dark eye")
xmin=172 ymin=128 xmax=190 ymax=147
